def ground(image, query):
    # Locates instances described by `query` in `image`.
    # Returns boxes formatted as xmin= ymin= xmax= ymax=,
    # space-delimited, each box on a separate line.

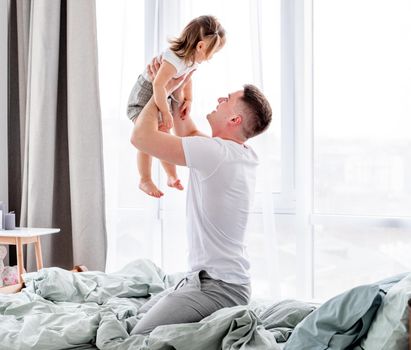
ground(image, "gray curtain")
xmin=8 ymin=0 xmax=107 ymax=271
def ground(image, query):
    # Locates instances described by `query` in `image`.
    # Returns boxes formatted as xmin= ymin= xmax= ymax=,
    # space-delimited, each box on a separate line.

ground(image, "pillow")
xmin=360 ymin=273 xmax=411 ymax=350
xmin=284 ymin=285 xmax=382 ymax=350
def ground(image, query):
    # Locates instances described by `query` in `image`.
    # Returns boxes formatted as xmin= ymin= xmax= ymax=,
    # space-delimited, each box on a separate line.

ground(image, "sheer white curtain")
xmin=97 ymin=0 xmax=159 ymax=273
xmin=97 ymin=0 xmax=284 ymax=299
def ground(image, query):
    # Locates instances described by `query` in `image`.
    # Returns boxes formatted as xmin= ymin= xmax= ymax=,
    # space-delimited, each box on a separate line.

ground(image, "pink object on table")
xmin=1 ymin=266 xmax=19 ymax=286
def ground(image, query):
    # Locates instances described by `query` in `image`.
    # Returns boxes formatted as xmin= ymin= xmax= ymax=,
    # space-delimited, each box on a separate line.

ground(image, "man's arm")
xmin=172 ymin=100 xmax=207 ymax=138
xmin=130 ymin=97 xmax=186 ymax=166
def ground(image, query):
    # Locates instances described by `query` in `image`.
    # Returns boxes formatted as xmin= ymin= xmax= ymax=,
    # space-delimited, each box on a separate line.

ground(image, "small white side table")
xmin=0 ymin=228 xmax=61 ymax=283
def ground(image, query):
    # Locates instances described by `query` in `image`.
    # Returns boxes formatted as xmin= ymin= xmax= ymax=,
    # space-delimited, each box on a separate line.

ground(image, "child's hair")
xmin=169 ymin=15 xmax=226 ymax=66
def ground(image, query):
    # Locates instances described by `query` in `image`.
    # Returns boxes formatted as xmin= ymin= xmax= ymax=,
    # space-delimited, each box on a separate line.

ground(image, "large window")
xmin=96 ymin=0 xmax=153 ymax=271
xmin=313 ymin=0 xmax=411 ymax=217
xmin=97 ymin=0 xmax=293 ymax=299
xmin=161 ymin=0 xmax=285 ymax=298
xmin=97 ymin=0 xmax=411 ymax=301
xmin=313 ymin=0 xmax=411 ymax=299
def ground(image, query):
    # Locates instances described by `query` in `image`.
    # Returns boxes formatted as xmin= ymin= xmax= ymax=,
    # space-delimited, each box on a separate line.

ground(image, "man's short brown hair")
xmin=240 ymin=84 xmax=272 ymax=139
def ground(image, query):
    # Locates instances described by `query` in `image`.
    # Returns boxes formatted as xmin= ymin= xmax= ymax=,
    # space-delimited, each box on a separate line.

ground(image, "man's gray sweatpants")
xmin=131 ymin=270 xmax=251 ymax=335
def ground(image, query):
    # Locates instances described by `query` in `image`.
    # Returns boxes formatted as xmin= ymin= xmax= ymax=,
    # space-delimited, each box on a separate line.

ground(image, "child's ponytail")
xmin=169 ymin=15 xmax=226 ymax=66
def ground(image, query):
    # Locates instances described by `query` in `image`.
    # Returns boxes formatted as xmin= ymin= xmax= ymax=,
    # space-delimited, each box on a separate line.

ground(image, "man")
xmin=130 ymin=60 xmax=272 ymax=334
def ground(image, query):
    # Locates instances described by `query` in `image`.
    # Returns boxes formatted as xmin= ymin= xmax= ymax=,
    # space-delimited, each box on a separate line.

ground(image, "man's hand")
xmin=147 ymin=57 xmax=195 ymax=99
xmin=161 ymin=110 xmax=174 ymax=130
xmin=146 ymin=56 xmax=162 ymax=80
xmin=179 ymin=99 xmax=192 ymax=120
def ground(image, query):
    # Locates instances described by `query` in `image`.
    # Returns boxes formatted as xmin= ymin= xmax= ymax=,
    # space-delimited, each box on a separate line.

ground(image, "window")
xmin=313 ymin=0 xmax=411 ymax=299
xmin=314 ymin=0 xmax=411 ymax=217
xmin=97 ymin=0 xmax=158 ymax=271
xmin=159 ymin=0 xmax=287 ymax=298
xmin=96 ymin=0 xmax=411 ymax=301
xmin=97 ymin=0 xmax=295 ymax=299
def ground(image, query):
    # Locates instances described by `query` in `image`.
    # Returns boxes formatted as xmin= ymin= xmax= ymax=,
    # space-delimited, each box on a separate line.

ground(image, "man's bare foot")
xmin=139 ymin=180 xmax=164 ymax=198
xmin=167 ymin=176 xmax=184 ymax=191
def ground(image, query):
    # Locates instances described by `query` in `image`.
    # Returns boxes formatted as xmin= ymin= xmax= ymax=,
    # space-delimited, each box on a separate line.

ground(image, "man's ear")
xmin=229 ymin=115 xmax=243 ymax=126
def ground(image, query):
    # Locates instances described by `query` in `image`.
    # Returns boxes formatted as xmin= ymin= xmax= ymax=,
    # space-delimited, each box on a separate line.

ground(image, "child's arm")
xmin=147 ymin=58 xmax=205 ymax=138
xmin=179 ymin=78 xmax=193 ymax=120
xmin=152 ymin=61 xmax=177 ymax=129
xmin=131 ymin=73 xmax=192 ymax=166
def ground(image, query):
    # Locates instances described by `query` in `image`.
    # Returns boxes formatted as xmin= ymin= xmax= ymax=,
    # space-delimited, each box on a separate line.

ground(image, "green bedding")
xmin=0 ymin=260 xmax=312 ymax=349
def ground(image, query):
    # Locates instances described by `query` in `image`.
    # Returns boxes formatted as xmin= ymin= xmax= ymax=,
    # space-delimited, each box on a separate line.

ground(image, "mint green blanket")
xmin=0 ymin=259 xmax=308 ymax=349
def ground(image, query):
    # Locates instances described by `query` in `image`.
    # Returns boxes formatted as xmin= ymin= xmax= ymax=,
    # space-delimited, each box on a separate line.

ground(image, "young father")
xmin=130 ymin=60 xmax=272 ymax=334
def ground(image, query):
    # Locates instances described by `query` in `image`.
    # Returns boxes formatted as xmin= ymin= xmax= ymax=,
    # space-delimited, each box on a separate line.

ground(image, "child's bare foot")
xmin=139 ymin=179 xmax=164 ymax=198
xmin=167 ymin=176 xmax=184 ymax=191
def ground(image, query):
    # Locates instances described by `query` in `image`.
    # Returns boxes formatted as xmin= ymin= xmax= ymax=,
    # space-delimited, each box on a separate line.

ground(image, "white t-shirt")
xmin=142 ymin=48 xmax=198 ymax=81
xmin=181 ymin=136 xmax=259 ymax=285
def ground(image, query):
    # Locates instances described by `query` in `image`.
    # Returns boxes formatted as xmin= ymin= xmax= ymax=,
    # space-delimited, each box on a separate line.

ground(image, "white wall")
xmin=0 ymin=0 xmax=9 ymax=209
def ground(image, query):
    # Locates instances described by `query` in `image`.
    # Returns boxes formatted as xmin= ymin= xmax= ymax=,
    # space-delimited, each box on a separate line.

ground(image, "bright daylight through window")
xmin=97 ymin=0 xmax=285 ymax=299
xmin=313 ymin=0 xmax=411 ymax=300
xmin=96 ymin=0 xmax=411 ymax=301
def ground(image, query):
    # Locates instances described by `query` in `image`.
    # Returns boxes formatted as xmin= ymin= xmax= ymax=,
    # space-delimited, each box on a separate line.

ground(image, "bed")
xmin=0 ymin=259 xmax=409 ymax=349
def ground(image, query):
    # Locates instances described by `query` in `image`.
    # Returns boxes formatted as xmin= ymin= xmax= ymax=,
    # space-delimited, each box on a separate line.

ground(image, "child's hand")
xmin=161 ymin=111 xmax=174 ymax=129
xmin=179 ymin=99 xmax=192 ymax=120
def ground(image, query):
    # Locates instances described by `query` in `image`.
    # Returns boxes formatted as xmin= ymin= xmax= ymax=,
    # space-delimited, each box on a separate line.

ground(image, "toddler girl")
xmin=127 ymin=15 xmax=226 ymax=197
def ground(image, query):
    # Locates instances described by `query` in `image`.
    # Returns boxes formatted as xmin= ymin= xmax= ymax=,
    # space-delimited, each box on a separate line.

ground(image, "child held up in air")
xmin=127 ymin=15 xmax=226 ymax=198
